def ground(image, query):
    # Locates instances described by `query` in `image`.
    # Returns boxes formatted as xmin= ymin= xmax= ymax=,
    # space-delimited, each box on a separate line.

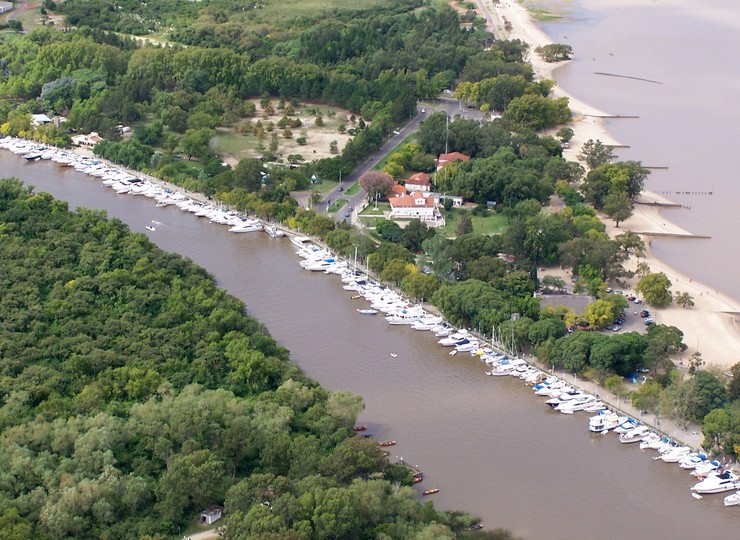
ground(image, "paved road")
xmin=320 ymin=98 xmax=485 ymax=223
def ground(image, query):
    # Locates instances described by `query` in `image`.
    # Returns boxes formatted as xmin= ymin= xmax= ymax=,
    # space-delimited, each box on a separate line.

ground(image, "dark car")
xmin=640 ymin=310 xmax=650 ymax=318
xmin=344 ymin=211 xmax=350 ymax=218
xmin=338 ymin=186 xmax=344 ymax=191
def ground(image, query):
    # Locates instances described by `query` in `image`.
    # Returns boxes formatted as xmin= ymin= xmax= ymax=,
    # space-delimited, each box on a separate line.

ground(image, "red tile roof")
xmin=437 ymin=152 xmax=470 ymax=167
xmin=407 ymin=172 xmax=431 ymax=186
xmin=389 ymin=191 xmax=436 ymax=208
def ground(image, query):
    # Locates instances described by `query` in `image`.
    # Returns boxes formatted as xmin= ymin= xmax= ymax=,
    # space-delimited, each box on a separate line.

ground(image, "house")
xmin=405 ymin=172 xmax=432 ymax=192
xmin=0 ymin=2 xmax=14 ymax=15
xmin=388 ymin=190 xmax=444 ymax=226
xmin=71 ymin=132 xmax=105 ymax=148
xmin=388 ymin=182 xmax=408 ymax=198
xmin=31 ymin=114 xmax=52 ymax=126
xmin=436 ymin=152 xmax=470 ymax=170
xmin=200 ymin=507 xmax=223 ymax=525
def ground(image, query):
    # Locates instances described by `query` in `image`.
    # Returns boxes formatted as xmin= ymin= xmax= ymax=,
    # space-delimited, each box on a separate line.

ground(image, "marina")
xmin=2 ymin=141 xmax=739 ymax=538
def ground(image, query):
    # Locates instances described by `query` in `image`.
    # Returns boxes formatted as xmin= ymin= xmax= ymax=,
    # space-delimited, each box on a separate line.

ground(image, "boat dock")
xmin=398 ymin=459 xmax=424 ymax=483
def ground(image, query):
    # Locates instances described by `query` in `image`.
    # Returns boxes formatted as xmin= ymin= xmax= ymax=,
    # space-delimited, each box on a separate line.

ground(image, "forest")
xmin=0 ymin=178 xmax=517 ymax=539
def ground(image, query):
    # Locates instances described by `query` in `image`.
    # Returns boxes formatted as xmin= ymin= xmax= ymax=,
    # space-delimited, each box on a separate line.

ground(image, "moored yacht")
xmin=618 ymin=425 xmax=651 ymax=444
xmin=723 ymin=490 xmax=740 ymax=507
xmin=589 ymin=412 xmax=628 ymax=433
xmin=691 ymin=470 xmax=740 ymax=494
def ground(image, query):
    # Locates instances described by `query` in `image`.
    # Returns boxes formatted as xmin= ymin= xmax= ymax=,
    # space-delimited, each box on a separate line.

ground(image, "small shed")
xmin=200 ymin=507 xmax=223 ymax=525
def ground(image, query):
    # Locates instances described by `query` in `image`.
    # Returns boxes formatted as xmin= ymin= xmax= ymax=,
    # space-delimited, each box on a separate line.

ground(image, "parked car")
xmin=640 ymin=310 xmax=650 ymax=318
xmin=644 ymin=318 xmax=655 ymax=326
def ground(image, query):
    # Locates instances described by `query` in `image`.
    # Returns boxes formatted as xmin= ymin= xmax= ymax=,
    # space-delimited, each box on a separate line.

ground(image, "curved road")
xmin=320 ymin=98 xmax=484 ymax=223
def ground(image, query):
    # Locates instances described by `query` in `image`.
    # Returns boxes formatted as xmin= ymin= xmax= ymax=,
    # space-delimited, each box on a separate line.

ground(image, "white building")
xmin=71 ymin=132 xmax=105 ymax=147
xmin=0 ymin=2 xmax=14 ymax=15
xmin=200 ymin=507 xmax=223 ymax=525
xmin=31 ymin=114 xmax=52 ymax=126
xmin=388 ymin=190 xmax=444 ymax=226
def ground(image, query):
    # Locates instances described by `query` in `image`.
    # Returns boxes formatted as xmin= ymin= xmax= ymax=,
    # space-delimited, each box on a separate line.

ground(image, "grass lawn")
xmin=372 ymin=133 xmax=417 ymax=171
xmin=328 ymin=199 xmax=349 ymax=212
xmin=213 ymin=129 xmax=259 ymax=161
xmin=439 ymin=208 xmax=508 ymax=236
xmin=345 ymin=182 xmax=361 ymax=195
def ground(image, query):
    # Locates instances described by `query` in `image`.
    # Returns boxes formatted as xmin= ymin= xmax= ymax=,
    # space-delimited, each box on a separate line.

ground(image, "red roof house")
xmin=406 ymin=172 xmax=432 ymax=192
xmin=436 ymin=152 xmax=470 ymax=169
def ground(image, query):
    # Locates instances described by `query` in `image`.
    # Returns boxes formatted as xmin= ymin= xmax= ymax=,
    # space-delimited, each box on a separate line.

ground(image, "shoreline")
xmin=483 ymin=0 xmax=740 ymax=370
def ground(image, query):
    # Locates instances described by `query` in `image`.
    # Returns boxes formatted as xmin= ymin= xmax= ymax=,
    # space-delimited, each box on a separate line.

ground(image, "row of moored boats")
xmin=289 ymin=236 xmax=740 ymax=507
xmin=0 ymin=136 xmax=285 ymax=238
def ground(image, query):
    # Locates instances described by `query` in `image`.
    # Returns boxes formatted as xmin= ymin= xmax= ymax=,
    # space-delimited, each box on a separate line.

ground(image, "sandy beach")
xmin=481 ymin=0 xmax=740 ymax=370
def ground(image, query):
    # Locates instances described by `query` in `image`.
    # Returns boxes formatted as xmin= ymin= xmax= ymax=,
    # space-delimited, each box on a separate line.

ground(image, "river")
xmin=3 ymin=153 xmax=738 ymax=538
xmin=537 ymin=0 xmax=740 ymax=303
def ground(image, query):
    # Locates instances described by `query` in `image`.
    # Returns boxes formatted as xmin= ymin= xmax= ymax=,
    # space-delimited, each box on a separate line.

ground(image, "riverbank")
xmin=484 ymin=0 xmax=740 ymax=370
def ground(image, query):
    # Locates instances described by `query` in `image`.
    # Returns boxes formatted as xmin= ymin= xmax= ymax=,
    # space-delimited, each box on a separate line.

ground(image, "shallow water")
xmin=540 ymin=0 xmax=740 ymax=302
xmin=3 ymin=153 xmax=738 ymax=539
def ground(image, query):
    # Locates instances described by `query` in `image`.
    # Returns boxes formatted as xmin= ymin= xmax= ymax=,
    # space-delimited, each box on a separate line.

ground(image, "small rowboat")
xmin=422 ymin=488 xmax=439 ymax=496
xmin=378 ymin=440 xmax=396 ymax=447
xmin=390 ymin=353 xmax=398 ymax=358
xmin=353 ymin=426 xmax=367 ymax=432
xmin=357 ymin=308 xmax=378 ymax=315
xmin=145 ymin=225 xmax=156 ymax=231
xmin=351 ymin=295 xmax=362 ymax=299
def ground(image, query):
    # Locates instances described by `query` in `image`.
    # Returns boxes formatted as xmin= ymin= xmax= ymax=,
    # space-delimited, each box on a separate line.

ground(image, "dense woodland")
xmin=0 ymin=178 xmax=512 ymax=539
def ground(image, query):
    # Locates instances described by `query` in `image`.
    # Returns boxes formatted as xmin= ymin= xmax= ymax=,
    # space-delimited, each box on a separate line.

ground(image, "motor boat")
xmin=678 ymin=452 xmax=708 ymax=469
xmin=618 ymin=425 xmax=652 ymax=443
xmin=438 ymin=330 xmax=469 ymax=346
xmin=691 ymin=460 xmax=720 ymax=477
xmin=545 ymin=388 xmax=583 ymax=408
xmin=613 ymin=418 xmax=640 ymax=434
xmin=691 ymin=470 xmax=740 ymax=494
xmin=582 ymin=401 xmax=606 ymax=413
xmin=723 ymin=490 xmax=740 ymax=507
xmin=589 ymin=412 xmax=628 ymax=433
xmin=658 ymin=446 xmax=691 ymax=463
xmin=556 ymin=394 xmax=597 ymax=414
xmin=638 ymin=432 xmax=666 ymax=450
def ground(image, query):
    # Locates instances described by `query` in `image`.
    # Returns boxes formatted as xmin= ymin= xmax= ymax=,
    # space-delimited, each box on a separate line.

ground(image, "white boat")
xmin=589 ymin=412 xmax=628 ymax=433
xmin=582 ymin=401 xmax=606 ymax=413
xmin=264 ymin=225 xmax=285 ymax=238
xmin=236 ymin=221 xmax=268 ymax=234
xmin=659 ymin=446 xmax=691 ymax=463
xmin=145 ymin=225 xmax=156 ymax=232
xmin=691 ymin=460 xmax=720 ymax=477
xmin=290 ymin=235 xmax=313 ymax=248
xmin=723 ymin=490 xmax=740 ymax=507
xmin=545 ymin=389 xmax=583 ymax=408
xmin=438 ymin=330 xmax=469 ymax=346
xmin=613 ymin=418 xmax=640 ymax=434
xmin=556 ymin=394 xmax=597 ymax=414
xmin=641 ymin=434 xmax=673 ymax=451
xmin=678 ymin=453 xmax=708 ymax=469
xmin=691 ymin=470 xmax=740 ymax=494
xmin=618 ymin=425 xmax=651 ymax=444
xmin=357 ymin=308 xmax=378 ymax=315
